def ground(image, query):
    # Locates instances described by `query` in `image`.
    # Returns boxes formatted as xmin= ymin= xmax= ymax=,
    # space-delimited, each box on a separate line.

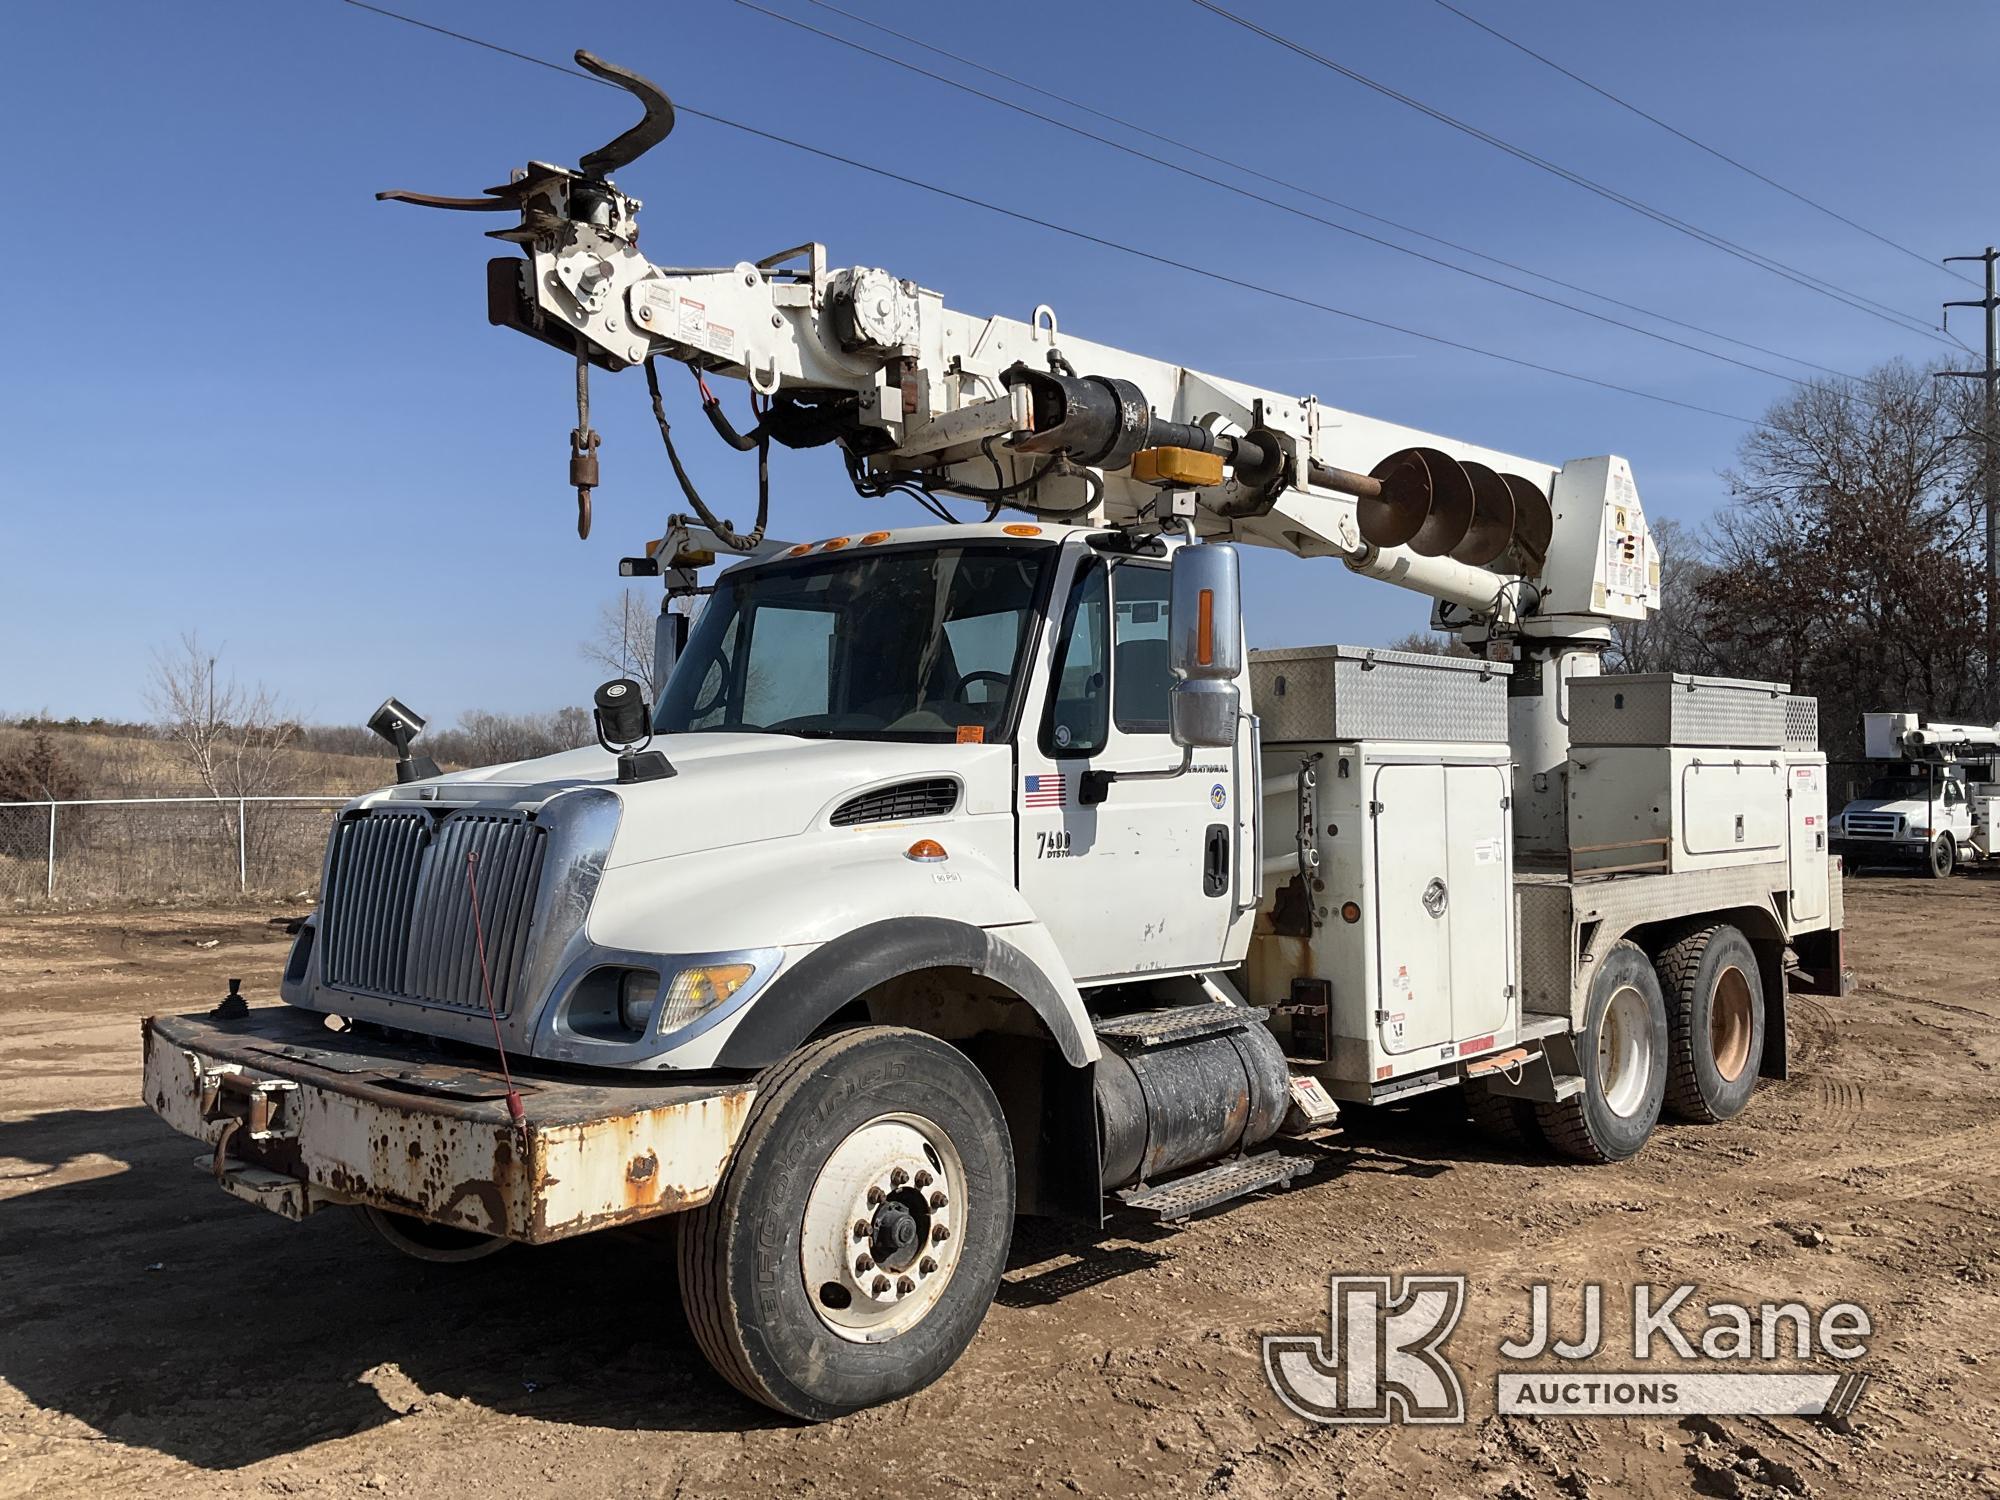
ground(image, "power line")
xmin=334 ymin=0 xmax=1770 ymax=429
xmin=801 ymin=0 xmax=1856 ymax=382
xmin=751 ymin=0 xmax=1856 ymax=388
xmin=1427 ymin=0 xmax=1981 ymax=290
xmin=1190 ymin=0 xmax=1963 ymax=349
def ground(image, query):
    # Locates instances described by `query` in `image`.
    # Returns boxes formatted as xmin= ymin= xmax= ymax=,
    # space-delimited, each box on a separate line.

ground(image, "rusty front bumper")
xmin=142 ymin=1008 xmax=755 ymax=1243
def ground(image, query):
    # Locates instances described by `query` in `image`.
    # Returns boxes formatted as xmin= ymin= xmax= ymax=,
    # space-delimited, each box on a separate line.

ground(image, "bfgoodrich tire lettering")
xmin=677 ymin=1026 xmax=1015 ymax=1420
xmin=1656 ymin=924 xmax=1765 ymax=1123
xmin=1536 ymin=940 xmax=1667 ymax=1163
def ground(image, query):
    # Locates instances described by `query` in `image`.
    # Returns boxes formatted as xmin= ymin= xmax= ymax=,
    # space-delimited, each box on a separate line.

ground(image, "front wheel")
xmin=677 ymin=1026 xmax=1015 ymax=1420
xmin=1536 ymin=941 xmax=1668 ymax=1163
xmin=1925 ymin=833 xmax=1956 ymax=878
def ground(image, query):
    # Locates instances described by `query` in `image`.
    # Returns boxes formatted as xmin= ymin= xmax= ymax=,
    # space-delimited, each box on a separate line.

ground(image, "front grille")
xmin=321 ymin=809 xmax=547 ymax=1014
xmin=1842 ymin=813 xmax=1899 ymax=838
xmin=831 ymin=778 xmax=959 ymax=826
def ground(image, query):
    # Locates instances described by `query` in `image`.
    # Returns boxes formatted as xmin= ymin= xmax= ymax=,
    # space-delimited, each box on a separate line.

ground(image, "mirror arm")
xmin=1079 ymin=747 xmax=1194 ymax=806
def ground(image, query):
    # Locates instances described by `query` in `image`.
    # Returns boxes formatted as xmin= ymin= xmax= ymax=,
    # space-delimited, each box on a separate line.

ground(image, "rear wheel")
xmin=1535 ymin=941 xmax=1667 ymax=1163
xmin=677 ymin=1026 xmax=1015 ymax=1420
xmin=1656 ymin=925 xmax=1765 ymax=1123
xmin=1925 ymin=833 xmax=1956 ymax=878
xmin=1466 ymin=1086 xmax=1547 ymax=1153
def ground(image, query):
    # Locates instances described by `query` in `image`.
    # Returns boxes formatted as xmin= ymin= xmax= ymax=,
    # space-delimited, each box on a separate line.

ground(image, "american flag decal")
xmin=1024 ymin=773 xmax=1067 ymax=807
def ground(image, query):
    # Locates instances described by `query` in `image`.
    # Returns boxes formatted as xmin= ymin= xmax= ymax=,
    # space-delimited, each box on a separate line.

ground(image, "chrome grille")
xmin=1842 ymin=813 xmax=1899 ymax=838
xmin=321 ymin=809 xmax=547 ymax=1014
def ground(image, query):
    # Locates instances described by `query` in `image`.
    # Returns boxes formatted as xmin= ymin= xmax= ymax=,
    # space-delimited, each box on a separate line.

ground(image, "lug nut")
xmin=890 ymin=1167 xmax=909 ymax=1187
xmin=855 ymin=1254 xmax=874 ymax=1274
xmin=854 ymin=1220 xmax=870 ymax=1240
xmin=896 ymin=1276 xmax=915 ymax=1296
xmin=914 ymin=1169 xmax=933 ymax=1188
xmin=929 ymin=1190 xmax=948 ymax=1210
xmin=919 ymin=1256 xmax=937 ymax=1275
xmin=866 ymin=1186 xmax=884 ymax=1205
xmin=872 ymin=1275 xmax=891 ymax=1295
xmin=931 ymin=1224 xmax=950 ymax=1243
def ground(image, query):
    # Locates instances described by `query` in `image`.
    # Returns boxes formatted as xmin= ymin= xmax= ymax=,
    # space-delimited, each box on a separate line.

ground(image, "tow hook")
xmin=190 ymin=1056 xmax=299 ymax=1179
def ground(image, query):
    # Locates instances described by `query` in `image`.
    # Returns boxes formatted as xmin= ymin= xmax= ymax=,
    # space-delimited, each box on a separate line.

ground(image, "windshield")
xmin=1862 ymin=775 xmax=1938 ymax=801
xmin=656 ymin=542 xmax=1054 ymax=742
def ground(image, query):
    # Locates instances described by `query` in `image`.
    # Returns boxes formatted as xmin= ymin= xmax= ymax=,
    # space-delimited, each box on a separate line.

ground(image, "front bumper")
xmin=142 ymin=1008 xmax=754 ymax=1243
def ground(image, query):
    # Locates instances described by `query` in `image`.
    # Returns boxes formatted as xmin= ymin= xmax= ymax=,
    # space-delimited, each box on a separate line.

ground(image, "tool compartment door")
xmin=1787 ymin=758 xmax=1828 ymax=925
xmin=1444 ymin=763 xmax=1513 ymax=1040
xmin=1371 ymin=763 xmax=1452 ymax=1054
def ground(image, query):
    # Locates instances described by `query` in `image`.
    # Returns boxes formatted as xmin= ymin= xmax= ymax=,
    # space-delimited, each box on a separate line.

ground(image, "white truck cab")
xmin=1833 ymin=712 xmax=2000 ymax=877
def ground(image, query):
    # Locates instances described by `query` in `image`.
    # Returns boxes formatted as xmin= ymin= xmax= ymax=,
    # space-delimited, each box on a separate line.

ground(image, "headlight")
xmin=658 ymin=962 xmax=757 ymax=1034
xmin=1908 ymin=824 xmax=1930 ymax=837
xmin=618 ymin=970 xmax=660 ymax=1032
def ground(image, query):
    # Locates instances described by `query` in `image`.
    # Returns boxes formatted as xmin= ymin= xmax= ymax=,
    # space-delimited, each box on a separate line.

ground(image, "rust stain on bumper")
xmin=142 ymin=1008 xmax=756 ymax=1245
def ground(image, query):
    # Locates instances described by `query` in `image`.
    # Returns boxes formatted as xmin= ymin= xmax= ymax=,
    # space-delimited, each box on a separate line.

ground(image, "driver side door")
xmin=1016 ymin=551 xmax=1237 ymax=982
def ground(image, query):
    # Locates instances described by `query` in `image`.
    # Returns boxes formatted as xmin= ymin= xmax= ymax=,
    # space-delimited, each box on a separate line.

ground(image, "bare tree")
xmin=1384 ymin=629 xmax=1472 ymax=657
xmin=582 ymin=589 xmax=657 ymax=686
xmin=1690 ymin=360 xmax=1984 ymax=758
xmin=427 ymin=709 xmax=593 ymax=768
xmin=146 ymin=633 xmax=303 ymax=848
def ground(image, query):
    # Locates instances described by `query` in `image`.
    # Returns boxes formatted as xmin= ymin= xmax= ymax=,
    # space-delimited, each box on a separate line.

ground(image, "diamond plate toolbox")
xmin=1249 ymin=644 xmax=1509 ymax=744
xmin=1569 ymin=672 xmax=1789 ymax=749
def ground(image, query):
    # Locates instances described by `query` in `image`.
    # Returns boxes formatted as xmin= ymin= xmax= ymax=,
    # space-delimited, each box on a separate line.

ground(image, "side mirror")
xmin=1168 ymin=543 xmax=1243 ymax=749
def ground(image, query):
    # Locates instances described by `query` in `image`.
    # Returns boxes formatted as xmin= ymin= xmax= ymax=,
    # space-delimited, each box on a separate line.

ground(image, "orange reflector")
xmin=785 ymin=543 xmax=812 ymax=556
xmin=905 ymin=839 xmax=948 ymax=863
xmin=860 ymin=530 xmax=891 ymax=545
xmin=1003 ymin=523 xmax=1043 ymax=537
xmin=1196 ymin=588 xmax=1215 ymax=666
xmin=1375 ymin=1065 xmax=1393 ymax=1081
xmin=644 ymin=538 xmax=663 ymax=558
xmin=822 ymin=536 xmax=851 ymax=551
xmin=955 ymin=725 xmax=985 ymax=743
xmin=1340 ymin=901 xmax=1361 ymax=924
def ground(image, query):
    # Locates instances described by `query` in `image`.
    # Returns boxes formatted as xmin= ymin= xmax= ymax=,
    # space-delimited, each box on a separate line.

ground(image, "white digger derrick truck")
xmin=140 ymin=58 xmax=1848 ymax=1420
xmin=1832 ymin=712 xmax=2000 ymax=877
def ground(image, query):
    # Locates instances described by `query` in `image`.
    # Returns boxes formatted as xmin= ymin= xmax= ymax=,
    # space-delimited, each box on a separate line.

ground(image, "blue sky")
xmin=4 ymin=1 xmax=1993 ymax=725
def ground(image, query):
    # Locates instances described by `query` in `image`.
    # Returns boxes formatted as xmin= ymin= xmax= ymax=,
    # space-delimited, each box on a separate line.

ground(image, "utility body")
xmin=143 ymin=59 xmax=1849 ymax=1419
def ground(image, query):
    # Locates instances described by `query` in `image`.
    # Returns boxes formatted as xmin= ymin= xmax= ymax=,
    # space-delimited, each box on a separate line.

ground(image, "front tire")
xmin=1656 ymin=925 xmax=1765 ymax=1123
xmin=1535 ymin=941 xmax=1667 ymax=1163
xmin=677 ymin=1026 xmax=1015 ymax=1420
xmin=1925 ymin=833 xmax=1956 ymax=878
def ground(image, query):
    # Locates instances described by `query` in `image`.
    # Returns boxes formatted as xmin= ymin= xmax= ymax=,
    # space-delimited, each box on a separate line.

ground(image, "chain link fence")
xmin=0 ymin=796 xmax=350 ymax=909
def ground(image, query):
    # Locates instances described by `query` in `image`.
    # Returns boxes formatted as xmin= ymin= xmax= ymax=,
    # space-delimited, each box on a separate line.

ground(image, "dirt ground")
xmin=2 ymin=881 xmax=1996 ymax=1499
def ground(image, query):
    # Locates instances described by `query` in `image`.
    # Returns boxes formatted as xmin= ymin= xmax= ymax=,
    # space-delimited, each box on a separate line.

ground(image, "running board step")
xmin=1093 ymin=1003 xmax=1265 ymax=1049
xmin=1116 ymin=1151 xmax=1313 ymax=1222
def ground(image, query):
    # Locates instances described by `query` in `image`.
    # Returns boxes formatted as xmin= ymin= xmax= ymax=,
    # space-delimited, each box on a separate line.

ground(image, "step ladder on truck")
xmin=140 ymin=56 xmax=1850 ymax=1421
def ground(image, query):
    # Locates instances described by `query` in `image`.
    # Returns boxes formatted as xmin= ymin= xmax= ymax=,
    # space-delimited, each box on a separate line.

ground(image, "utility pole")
xmin=1942 ymin=248 xmax=2000 ymax=720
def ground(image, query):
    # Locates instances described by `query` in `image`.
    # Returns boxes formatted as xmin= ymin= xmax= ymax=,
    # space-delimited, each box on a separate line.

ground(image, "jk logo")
xmin=1263 ymin=1274 xmax=1468 ymax=1425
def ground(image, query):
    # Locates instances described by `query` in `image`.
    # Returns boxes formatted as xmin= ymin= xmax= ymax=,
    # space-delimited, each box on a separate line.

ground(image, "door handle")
xmin=1203 ymin=824 xmax=1229 ymax=898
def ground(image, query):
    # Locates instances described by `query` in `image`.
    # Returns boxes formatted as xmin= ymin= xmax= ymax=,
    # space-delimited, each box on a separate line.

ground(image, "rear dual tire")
xmin=1536 ymin=941 xmax=1667 ymax=1163
xmin=1656 ymin=924 xmax=1765 ymax=1124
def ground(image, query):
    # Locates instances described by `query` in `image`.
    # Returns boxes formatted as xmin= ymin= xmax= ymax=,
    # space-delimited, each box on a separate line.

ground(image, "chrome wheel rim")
xmin=1598 ymin=984 xmax=1654 ymax=1118
xmin=800 ymin=1112 xmax=963 ymax=1343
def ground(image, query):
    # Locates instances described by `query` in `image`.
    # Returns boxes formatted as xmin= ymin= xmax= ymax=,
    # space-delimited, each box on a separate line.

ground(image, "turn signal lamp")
xmin=1196 ymin=588 xmax=1216 ymax=667
xmin=658 ymin=963 xmax=757 ymax=1033
xmin=1002 ymin=523 xmax=1043 ymax=537
xmin=905 ymin=839 xmax=949 ymax=863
